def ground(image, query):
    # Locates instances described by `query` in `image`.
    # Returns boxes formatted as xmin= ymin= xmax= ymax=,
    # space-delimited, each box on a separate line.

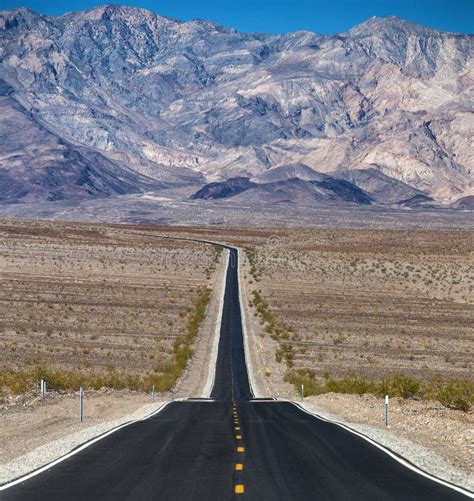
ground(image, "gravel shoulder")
xmin=0 ymin=390 xmax=167 ymax=485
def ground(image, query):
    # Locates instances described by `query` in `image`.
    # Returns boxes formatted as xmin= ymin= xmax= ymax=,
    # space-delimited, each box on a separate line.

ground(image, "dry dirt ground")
xmin=239 ymin=229 xmax=473 ymax=381
xmin=0 ymin=219 xmax=220 ymax=397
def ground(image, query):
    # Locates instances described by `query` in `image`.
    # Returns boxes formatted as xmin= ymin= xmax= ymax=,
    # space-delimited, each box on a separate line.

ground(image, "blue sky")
xmin=1 ymin=0 xmax=473 ymax=34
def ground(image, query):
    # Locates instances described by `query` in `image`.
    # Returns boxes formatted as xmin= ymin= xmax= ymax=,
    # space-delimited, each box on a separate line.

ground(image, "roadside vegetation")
xmin=0 ymin=221 xmax=216 ymax=401
xmin=285 ymin=369 xmax=474 ymax=412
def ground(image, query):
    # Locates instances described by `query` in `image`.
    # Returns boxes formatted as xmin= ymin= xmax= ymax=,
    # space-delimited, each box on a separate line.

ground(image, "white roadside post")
xmin=40 ymin=379 xmax=45 ymax=400
xmin=80 ymin=387 xmax=84 ymax=423
xmin=152 ymin=385 xmax=156 ymax=402
xmin=301 ymin=384 xmax=304 ymax=401
xmin=384 ymin=395 xmax=389 ymax=427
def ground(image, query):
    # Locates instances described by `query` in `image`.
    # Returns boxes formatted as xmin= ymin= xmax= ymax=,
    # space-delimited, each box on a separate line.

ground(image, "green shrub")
xmin=283 ymin=369 xmax=473 ymax=412
xmin=172 ymin=286 xmax=210 ymax=376
xmin=284 ymin=368 xmax=320 ymax=396
xmin=325 ymin=376 xmax=377 ymax=396
xmin=436 ymin=379 xmax=473 ymax=412
xmin=382 ymin=374 xmax=421 ymax=399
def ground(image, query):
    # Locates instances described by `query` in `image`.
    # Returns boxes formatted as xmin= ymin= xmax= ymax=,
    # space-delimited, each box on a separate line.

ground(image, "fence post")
xmin=152 ymin=385 xmax=156 ymax=403
xmin=80 ymin=387 xmax=84 ymax=423
xmin=384 ymin=395 xmax=389 ymax=427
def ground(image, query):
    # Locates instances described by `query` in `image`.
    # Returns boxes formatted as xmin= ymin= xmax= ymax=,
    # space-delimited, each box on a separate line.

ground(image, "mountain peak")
xmin=60 ymin=4 xmax=234 ymax=34
xmin=62 ymin=3 xmax=179 ymax=25
xmin=0 ymin=7 xmax=44 ymax=29
xmin=347 ymin=15 xmax=453 ymax=37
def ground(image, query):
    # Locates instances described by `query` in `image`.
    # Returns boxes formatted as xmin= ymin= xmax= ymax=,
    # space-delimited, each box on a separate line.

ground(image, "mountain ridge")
xmin=0 ymin=5 xmax=472 ymax=207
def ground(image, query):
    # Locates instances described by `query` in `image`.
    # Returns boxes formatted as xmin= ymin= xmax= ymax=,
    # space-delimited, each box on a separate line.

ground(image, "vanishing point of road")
xmin=1 ymin=246 xmax=470 ymax=500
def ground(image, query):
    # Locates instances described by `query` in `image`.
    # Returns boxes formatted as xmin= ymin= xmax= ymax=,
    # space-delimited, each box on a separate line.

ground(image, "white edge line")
xmin=236 ymin=247 xmax=256 ymax=398
xmin=0 ymin=402 xmax=170 ymax=492
xmin=289 ymin=400 xmax=473 ymax=498
xmin=204 ymin=248 xmax=229 ymax=398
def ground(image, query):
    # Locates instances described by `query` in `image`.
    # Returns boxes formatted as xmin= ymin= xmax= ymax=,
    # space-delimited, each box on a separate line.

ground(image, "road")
xmin=1 ymin=247 xmax=470 ymax=500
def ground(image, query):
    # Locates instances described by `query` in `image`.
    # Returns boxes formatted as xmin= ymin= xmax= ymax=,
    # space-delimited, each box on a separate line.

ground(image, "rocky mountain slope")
xmin=0 ymin=5 xmax=472 ymax=205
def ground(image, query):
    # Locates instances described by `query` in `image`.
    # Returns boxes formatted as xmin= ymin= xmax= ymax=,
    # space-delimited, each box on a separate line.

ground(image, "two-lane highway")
xmin=1 ymin=247 xmax=470 ymax=500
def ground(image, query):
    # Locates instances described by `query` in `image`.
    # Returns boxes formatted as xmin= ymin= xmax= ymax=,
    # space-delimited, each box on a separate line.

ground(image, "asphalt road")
xmin=1 ymin=247 xmax=469 ymax=500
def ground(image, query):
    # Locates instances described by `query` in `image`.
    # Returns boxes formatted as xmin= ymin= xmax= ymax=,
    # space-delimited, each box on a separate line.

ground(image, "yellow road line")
xmin=235 ymin=484 xmax=245 ymax=494
xmin=235 ymin=463 xmax=244 ymax=471
xmin=235 ymin=426 xmax=240 ymax=431
xmin=237 ymin=446 xmax=245 ymax=453
xmin=236 ymin=435 xmax=242 ymax=440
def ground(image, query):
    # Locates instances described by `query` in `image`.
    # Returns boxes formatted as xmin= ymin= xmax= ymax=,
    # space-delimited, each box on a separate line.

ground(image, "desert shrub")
xmin=172 ymin=286 xmax=210 ymax=375
xmin=325 ymin=376 xmax=378 ymax=396
xmin=275 ymin=343 xmax=295 ymax=367
xmin=382 ymin=374 xmax=421 ymax=399
xmin=283 ymin=369 xmax=473 ymax=412
xmin=0 ymin=365 xmax=181 ymax=398
xmin=436 ymin=379 xmax=473 ymax=412
xmin=285 ymin=368 xmax=320 ymax=396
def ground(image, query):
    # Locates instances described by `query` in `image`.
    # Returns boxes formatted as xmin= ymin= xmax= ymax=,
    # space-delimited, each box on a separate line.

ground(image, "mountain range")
xmin=0 ymin=5 xmax=472 ymax=209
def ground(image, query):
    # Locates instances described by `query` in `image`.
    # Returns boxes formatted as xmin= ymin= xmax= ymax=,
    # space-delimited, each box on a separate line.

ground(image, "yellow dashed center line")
xmin=231 ymin=403 xmax=245 ymax=495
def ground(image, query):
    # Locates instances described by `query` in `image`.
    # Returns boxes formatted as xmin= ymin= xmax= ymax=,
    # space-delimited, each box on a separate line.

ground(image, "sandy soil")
xmin=241 ymin=229 xmax=473 ymax=381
